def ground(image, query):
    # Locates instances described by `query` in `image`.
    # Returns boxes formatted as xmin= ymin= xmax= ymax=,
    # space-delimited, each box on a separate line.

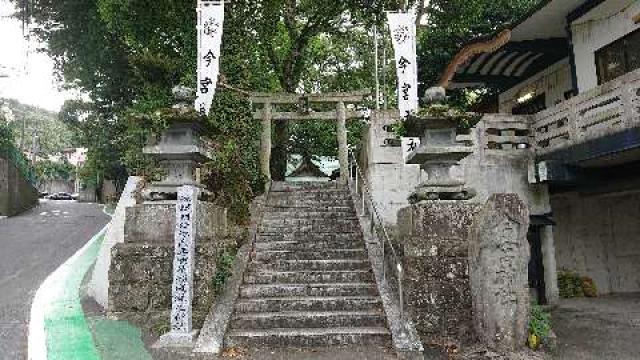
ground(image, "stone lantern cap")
xmin=403 ymin=115 xmax=473 ymax=166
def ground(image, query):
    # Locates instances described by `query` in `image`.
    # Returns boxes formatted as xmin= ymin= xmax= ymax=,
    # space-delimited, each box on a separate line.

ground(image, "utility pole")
xmin=374 ymin=19 xmax=380 ymax=110
xmin=30 ymin=129 xmax=39 ymax=163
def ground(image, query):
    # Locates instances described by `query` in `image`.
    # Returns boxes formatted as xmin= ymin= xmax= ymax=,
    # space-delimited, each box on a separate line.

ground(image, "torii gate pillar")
xmin=336 ymin=101 xmax=349 ymax=185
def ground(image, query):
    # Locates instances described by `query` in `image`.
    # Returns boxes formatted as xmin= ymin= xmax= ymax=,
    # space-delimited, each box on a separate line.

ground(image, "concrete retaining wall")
xmin=0 ymin=156 xmax=38 ymax=216
xmin=552 ymin=191 xmax=640 ymax=294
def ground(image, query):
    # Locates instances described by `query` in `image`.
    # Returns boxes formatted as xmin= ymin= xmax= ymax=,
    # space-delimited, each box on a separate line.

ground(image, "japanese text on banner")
xmin=387 ymin=11 xmax=418 ymax=120
xmin=196 ymin=1 xmax=225 ymax=116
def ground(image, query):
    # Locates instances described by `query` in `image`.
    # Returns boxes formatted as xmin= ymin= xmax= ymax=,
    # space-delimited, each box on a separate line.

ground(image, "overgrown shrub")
xmin=581 ymin=277 xmax=598 ymax=297
xmin=558 ymin=270 xmax=584 ymax=298
xmin=558 ymin=270 xmax=598 ymax=298
xmin=213 ymin=244 xmax=239 ymax=295
xmin=528 ymin=304 xmax=552 ymax=350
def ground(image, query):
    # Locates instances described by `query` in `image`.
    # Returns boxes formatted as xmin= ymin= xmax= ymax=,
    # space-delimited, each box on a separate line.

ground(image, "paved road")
xmin=0 ymin=200 xmax=110 ymax=360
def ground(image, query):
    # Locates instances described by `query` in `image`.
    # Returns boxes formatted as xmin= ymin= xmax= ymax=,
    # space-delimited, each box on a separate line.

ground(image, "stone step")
xmin=243 ymin=270 xmax=374 ymax=284
xmin=255 ymin=239 xmax=364 ymax=251
xmin=258 ymin=220 xmax=360 ymax=233
xmin=231 ymin=310 xmax=386 ymax=330
xmin=260 ymin=218 xmax=360 ymax=228
xmin=235 ymin=296 xmax=383 ymax=313
xmin=254 ymin=249 xmax=368 ymax=261
xmin=225 ymin=327 xmax=391 ymax=348
xmin=239 ymin=283 xmax=379 ymax=298
xmin=266 ymin=201 xmax=354 ymax=209
xmin=250 ymin=259 xmax=371 ymax=272
xmin=257 ymin=233 xmax=363 ymax=243
xmin=270 ymin=182 xmax=342 ymax=191
xmin=262 ymin=211 xmax=356 ymax=220
xmin=265 ymin=205 xmax=354 ymax=213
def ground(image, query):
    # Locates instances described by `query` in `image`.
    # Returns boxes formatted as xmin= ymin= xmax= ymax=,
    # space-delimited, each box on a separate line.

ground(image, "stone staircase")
xmin=224 ymin=182 xmax=391 ymax=348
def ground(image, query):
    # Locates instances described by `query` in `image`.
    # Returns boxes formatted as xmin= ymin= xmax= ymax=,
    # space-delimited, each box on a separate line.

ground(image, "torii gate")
xmin=250 ymin=91 xmax=369 ymax=185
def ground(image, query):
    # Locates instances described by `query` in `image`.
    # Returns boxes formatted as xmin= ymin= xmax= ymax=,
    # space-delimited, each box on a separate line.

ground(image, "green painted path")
xmin=41 ymin=229 xmax=152 ymax=360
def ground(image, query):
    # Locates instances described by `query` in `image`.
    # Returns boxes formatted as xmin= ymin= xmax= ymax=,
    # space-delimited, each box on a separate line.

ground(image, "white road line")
xmin=27 ymin=225 xmax=109 ymax=360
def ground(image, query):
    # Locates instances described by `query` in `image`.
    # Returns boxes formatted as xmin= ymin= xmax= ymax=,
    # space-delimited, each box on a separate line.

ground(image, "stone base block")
xmin=397 ymin=201 xmax=482 ymax=343
xmin=124 ymin=201 xmax=227 ymax=244
xmin=153 ymin=330 xmax=200 ymax=348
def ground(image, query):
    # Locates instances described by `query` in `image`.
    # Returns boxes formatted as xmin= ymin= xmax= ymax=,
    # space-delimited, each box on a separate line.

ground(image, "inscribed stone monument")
xmin=469 ymin=193 xmax=530 ymax=351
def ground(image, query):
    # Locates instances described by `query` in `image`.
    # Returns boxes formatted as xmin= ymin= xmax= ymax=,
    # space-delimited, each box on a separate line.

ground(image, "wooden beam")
xmin=250 ymin=91 xmax=370 ymax=104
xmin=252 ymin=110 xmax=362 ymax=121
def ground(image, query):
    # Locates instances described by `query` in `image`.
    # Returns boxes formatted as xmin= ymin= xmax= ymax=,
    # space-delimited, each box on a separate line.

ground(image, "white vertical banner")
xmin=387 ymin=11 xmax=419 ymax=120
xmin=195 ymin=0 xmax=225 ymax=116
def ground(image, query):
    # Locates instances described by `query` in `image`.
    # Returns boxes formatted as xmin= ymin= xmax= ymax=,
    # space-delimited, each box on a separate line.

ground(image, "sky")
xmin=0 ymin=0 xmax=76 ymax=112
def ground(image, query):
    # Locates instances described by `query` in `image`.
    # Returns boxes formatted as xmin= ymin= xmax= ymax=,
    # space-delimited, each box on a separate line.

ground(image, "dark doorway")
xmin=528 ymin=225 xmax=547 ymax=304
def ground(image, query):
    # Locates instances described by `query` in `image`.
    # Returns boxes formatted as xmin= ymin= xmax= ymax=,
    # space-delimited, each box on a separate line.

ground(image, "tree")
xmin=417 ymin=0 xmax=541 ymax=98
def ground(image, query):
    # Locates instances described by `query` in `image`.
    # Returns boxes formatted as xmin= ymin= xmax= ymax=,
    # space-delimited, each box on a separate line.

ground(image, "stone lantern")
xmin=404 ymin=91 xmax=476 ymax=203
xmin=142 ymin=86 xmax=213 ymax=201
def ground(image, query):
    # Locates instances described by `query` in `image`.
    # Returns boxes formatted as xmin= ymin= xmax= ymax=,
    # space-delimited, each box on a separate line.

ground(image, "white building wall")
xmin=498 ymin=59 xmax=573 ymax=114
xmin=571 ymin=0 xmax=640 ymax=93
xmin=362 ymin=110 xmax=422 ymax=227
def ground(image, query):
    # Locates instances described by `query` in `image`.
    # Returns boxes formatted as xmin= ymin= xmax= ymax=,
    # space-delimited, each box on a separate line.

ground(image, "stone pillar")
xmin=469 ymin=194 xmax=530 ymax=351
xmin=260 ymin=102 xmax=272 ymax=183
xmin=541 ymin=225 xmax=560 ymax=304
xmin=336 ymin=101 xmax=349 ymax=185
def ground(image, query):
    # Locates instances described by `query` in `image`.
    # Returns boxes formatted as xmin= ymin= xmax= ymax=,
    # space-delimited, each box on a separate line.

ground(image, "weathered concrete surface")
xmin=109 ymin=240 xmax=235 ymax=330
xmin=0 ymin=156 xmax=39 ymax=216
xmin=552 ymin=191 xmax=640 ymax=294
xmin=89 ymin=176 xmax=142 ymax=309
xmin=124 ymin=201 xmax=228 ymax=244
xmin=361 ymin=110 xmax=422 ymax=226
xmin=0 ymin=201 xmax=110 ymax=359
xmin=109 ymin=200 xmax=237 ymax=331
xmin=397 ymin=201 xmax=482 ymax=343
xmin=552 ymin=294 xmax=640 ymax=360
xmin=469 ymin=194 xmax=530 ymax=351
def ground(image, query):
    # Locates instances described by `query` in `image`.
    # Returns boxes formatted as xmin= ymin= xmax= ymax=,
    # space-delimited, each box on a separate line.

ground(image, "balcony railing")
xmin=533 ymin=68 xmax=640 ymax=156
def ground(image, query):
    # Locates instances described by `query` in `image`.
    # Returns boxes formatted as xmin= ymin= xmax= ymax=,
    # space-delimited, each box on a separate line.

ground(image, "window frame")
xmin=595 ymin=28 xmax=640 ymax=85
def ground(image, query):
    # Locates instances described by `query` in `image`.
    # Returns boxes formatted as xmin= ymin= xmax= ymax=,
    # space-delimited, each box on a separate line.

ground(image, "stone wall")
xmin=397 ymin=201 xmax=482 ymax=343
xmin=552 ymin=191 xmax=640 ymax=294
xmin=362 ymin=110 xmax=422 ymax=226
xmin=0 ymin=156 xmax=39 ymax=216
xmin=108 ymin=201 xmax=241 ymax=331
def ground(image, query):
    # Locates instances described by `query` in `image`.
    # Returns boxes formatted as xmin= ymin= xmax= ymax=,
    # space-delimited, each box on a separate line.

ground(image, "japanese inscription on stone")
xmin=170 ymin=185 xmax=198 ymax=334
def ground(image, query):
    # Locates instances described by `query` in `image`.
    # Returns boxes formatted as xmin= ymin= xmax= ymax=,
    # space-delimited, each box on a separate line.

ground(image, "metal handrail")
xmin=348 ymin=149 xmax=404 ymax=317
xmin=250 ymin=181 xmax=272 ymax=261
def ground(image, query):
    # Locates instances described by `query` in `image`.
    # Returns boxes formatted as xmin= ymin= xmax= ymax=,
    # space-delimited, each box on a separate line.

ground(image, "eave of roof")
xmin=438 ymin=0 xmax=603 ymax=90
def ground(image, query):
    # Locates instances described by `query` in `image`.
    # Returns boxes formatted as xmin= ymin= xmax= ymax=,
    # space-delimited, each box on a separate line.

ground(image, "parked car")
xmin=39 ymin=191 xmax=49 ymax=198
xmin=46 ymin=192 xmax=74 ymax=200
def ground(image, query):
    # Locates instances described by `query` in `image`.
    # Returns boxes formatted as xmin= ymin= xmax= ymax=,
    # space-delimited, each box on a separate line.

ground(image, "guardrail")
xmin=533 ymin=68 xmax=640 ymax=156
xmin=348 ymin=150 xmax=405 ymax=318
xmin=0 ymin=140 xmax=38 ymax=186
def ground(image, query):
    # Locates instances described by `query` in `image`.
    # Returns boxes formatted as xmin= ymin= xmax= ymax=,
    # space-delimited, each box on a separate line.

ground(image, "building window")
xmin=595 ymin=29 xmax=640 ymax=85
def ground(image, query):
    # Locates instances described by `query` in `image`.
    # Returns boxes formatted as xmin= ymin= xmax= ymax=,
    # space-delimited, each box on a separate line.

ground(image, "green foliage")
xmin=35 ymin=159 xmax=75 ymax=181
xmin=558 ymin=270 xmax=585 ymax=298
xmin=213 ymin=244 xmax=239 ymax=295
xmin=1 ymin=98 xmax=75 ymax=156
xmin=201 ymin=91 xmax=265 ymax=223
xmin=529 ymin=304 xmax=552 ymax=342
